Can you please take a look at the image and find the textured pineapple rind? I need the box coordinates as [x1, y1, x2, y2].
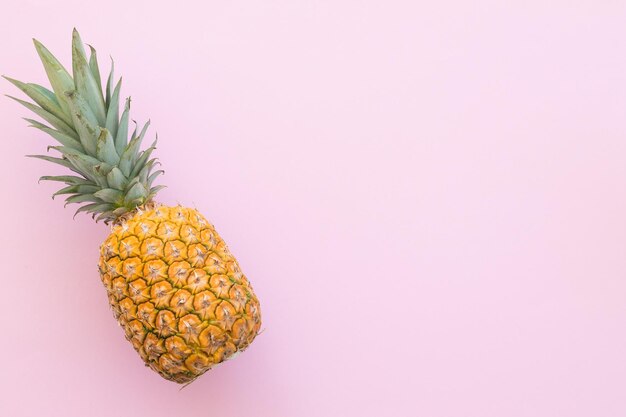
[98, 205, 262, 383]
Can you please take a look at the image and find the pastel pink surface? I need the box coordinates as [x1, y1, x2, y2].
[1, 1, 626, 416]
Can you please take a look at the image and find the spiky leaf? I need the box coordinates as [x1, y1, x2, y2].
[32, 38, 74, 116]
[94, 188, 123, 204]
[72, 30, 106, 124]
[39, 175, 91, 185]
[7, 95, 77, 138]
[8, 30, 164, 222]
[105, 79, 122, 138]
[106, 167, 127, 190]
[3, 76, 71, 125]
[63, 90, 99, 155]
[96, 128, 120, 166]
[115, 97, 130, 154]
[28, 122, 84, 152]
[88, 45, 102, 91]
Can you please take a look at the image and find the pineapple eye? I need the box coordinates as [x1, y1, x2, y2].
[168, 242, 180, 255]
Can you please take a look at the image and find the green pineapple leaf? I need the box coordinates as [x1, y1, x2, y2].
[115, 97, 131, 154]
[2, 76, 71, 125]
[94, 188, 123, 204]
[105, 78, 122, 138]
[88, 45, 102, 91]
[72, 30, 106, 125]
[106, 167, 128, 190]
[9, 30, 163, 222]
[95, 128, 120, 166]
[7, 95, 77, 138]
[32, 38, 74, 117]
[63, 90, 99, 155]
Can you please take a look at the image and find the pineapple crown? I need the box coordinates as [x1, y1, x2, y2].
[4, 29, 164, 223]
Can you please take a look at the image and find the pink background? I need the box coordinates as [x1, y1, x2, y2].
[1, 1, 626, 416]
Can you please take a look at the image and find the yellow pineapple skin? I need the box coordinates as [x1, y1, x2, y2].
[98, 205, 261, 383]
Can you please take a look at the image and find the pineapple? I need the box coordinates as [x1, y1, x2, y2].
[4, 29, 262, 384]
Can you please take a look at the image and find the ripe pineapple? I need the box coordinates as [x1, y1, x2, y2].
[4, 30, 262, 384]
